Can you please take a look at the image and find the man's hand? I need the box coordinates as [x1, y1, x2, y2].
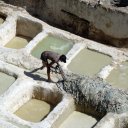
[55, 65, 59, 70]
[50, 66, 59, 74]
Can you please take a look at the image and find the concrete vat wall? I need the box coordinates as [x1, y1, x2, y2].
[17, 16, 42, 38]
[3, 0, 128, 47]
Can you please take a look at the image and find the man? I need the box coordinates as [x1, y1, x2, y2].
[40, 51, 67, 82]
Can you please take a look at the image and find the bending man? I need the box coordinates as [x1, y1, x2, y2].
[40, 51, 67, 82]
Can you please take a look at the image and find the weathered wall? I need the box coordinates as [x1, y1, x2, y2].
[100, 0, 128, 6]
[17, 16, 42, 38]
[56, 73, 128, 119]
[0, 14, 16, 46]
[3, 0, 128, 47]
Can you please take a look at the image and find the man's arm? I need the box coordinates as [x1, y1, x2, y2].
[48, 61, 55, 67]
[56, 63, 66, 80]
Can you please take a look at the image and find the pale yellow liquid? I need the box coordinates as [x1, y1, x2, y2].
[106, 61, 128, 89]
[68, 48, 112, 76]
[0, 72, 15, 95]
[60, 111, 97, 128]
[31, 35, 73, 59]
[15, 99, 51, 122]
[5, 36, 31, 49]
[0, 18, 4, 24]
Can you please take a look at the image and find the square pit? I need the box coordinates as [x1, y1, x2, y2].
[5, 16, 42, 49]
[68, 48, 112, 76]
[31, 35, 74, 59]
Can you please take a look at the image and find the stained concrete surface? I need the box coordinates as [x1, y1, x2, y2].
[0, 1, 127, 128]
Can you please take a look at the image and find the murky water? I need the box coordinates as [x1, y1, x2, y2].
[0, 72, 15, 95]
[106, 61, 128, 89]
[0, 18, 4, 24]
[68, 48, 112, 76]
[5, 36, 31, 49]
[31, 35, 73, 59]
[60, 111, 97, 128]
[14, 99, 51, 122]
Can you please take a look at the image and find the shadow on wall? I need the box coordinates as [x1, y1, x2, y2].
[111, 0, 128, 7]
[60, 10, 90, 37]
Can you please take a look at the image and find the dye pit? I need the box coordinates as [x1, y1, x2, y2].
[0, 1, 127, 128]
[5, 36, 31, 49]
[59, 111, 97, 128]
[14, 99, 51, 122]
[0, 18, 4, 24]
[31, 35, 73, 59]
[106, 61, 128, 89]
[0, 72, 15, 95]
[68, 48, 112, 76]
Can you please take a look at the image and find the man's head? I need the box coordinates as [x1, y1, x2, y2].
[59, 55, 67, 63]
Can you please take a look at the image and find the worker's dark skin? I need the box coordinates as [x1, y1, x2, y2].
[40, 51, 66, 82]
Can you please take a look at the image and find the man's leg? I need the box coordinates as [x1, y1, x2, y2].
[47, 66, 52, 82]
[40, 61, 47, 70]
